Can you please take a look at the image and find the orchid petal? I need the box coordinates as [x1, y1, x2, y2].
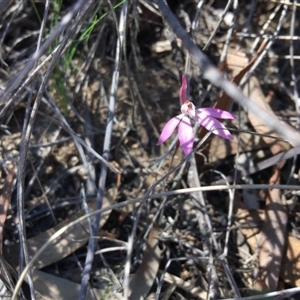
[157, 115, 182, 145]
[196, 108, 236, 119]
[179, 75, 188, 105]
[178, 116, 194, 155]
[196, 114, 233, 140]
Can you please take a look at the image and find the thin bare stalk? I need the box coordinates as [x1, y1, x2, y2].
[78, 2, 128, 299]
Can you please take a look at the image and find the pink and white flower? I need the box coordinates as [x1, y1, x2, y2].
[157, 75, 236, 156]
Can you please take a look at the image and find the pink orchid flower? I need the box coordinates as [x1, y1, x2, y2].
[157, 75, 236, 156]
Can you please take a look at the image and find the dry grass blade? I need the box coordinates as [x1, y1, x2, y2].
[0, 167, 17, 297]
[0, 1, 88, 106]
[0, 167, 15, 254]
[0, 0, 12, 14]
[258, 166, 288, 291]
[128, 225, 162, 299]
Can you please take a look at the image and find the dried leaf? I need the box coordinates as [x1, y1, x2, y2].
[32, 269, 103, 300]
[215, 40, 268, 111]
[282, 235, 300, 286]
[4, 187, 117, 269]
[258, 167, 288, 291]
[208, 129, 265, 163]
[250, 280, 270, 299]
[237, 208, 299, 287]
[243, 76, 291, 154]
[128, 225, 162, 300]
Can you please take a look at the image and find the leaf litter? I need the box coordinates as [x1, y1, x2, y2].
[0, 1, 300, 299]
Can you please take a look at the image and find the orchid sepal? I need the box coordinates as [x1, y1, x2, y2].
[157, 115, 183, 146]
[157, 75, 236, 155]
